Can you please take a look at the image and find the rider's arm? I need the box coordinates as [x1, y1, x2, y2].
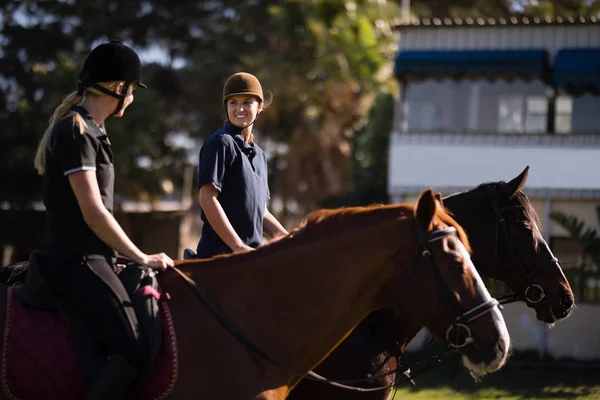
[199, 184, 252, 253]
[197, 136, 252, 253]
[263, 208, 288, 240]
[68, 170, 169, 267]
[55, 124, 171, 269]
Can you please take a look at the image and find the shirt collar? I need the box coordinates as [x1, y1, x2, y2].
[70, 106, 106, 138]
[222, 121, 244, 135]
[223, 122, 256, 159]
[223, 122, 251, 147]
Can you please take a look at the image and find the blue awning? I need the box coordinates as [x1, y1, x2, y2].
[395, 50, 551, 81]
[554, 49, 600, 93]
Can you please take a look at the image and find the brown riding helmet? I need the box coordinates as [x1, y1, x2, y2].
[222, 72, 264, 103]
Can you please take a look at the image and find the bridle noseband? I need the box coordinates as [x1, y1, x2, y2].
[414, 226, 499, 349]
[485, 186, 556, 305]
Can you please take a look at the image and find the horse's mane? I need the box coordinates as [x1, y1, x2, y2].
[486, 183, 540, 228]
[434, 207, 471, 254]
[445, 181, 542, 250]
[282, 202, 471, 254]
[447, 181, 542, 230]
[177, 202, 472, 269]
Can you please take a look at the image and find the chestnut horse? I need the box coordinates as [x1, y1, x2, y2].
[290, 167, 574, 400]
[0, 190, 509, 399]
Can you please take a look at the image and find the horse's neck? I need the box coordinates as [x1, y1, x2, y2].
[443, 192, 473, 224]
[376, 309, 423, 354]
[395, 319, 424, 353]
[171, 217, 411, 374]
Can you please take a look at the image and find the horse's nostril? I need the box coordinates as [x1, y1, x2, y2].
[560, 293, 574, 310]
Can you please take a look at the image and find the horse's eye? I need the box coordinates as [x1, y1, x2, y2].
[448, 260, 463, 271]
[521, 221, 533, 235]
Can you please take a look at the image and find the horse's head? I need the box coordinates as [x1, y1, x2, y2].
[444, 167, 574, 323]
[397, 189, 509, 376]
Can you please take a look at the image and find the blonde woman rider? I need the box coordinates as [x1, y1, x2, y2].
[33, 40, 173, 399]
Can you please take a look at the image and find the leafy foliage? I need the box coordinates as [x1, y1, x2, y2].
[550, 208, 600, 301]
[550, 210, 600, 268]
[2, 0, 599, 212]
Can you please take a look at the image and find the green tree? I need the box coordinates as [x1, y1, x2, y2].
[0, 0, 401, 213]
[11, 0, 599, 214]
[258, 1, 400, 214]
[550, 208, 600, 302]
[180, 0, 402, 216]
[0, 0, 211, 205]
[321, 91, 395, 207]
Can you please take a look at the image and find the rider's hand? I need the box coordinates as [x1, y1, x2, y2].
[142, 253, 174, 271]
[268, 232, 287, 244]
[232, 243, 254, 254]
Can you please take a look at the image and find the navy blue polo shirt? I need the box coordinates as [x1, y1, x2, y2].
[42, 106, 115, 258]
[196, 122, 270, 258]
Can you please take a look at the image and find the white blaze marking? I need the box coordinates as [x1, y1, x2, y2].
[455, 239, 510, 373]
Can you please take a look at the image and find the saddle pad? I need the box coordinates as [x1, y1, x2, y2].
[2, 285, 178, 400]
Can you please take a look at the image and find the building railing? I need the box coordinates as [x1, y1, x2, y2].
[391, 131, 600, 148]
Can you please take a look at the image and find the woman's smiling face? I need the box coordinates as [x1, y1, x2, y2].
[226, 95, 262, 128]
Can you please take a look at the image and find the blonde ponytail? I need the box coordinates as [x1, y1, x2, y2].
[34, 82, 125, 175]
[34, 91, 86, 175]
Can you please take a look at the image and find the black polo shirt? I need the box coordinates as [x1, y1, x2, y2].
[196, 122, 270, 258]
[42, 106, 115, 257]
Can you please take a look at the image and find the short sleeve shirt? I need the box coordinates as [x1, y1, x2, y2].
[196, 122, 270, 258]
[42, 106, 115, 257]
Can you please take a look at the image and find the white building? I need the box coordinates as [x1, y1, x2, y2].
[388, 16, 600, 358]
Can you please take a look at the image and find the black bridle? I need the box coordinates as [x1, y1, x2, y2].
[484, 186, 556, 306]
[169, 223, 498, 393]
[413, 226, 499, 349]
[370, 187, 560, 389]
[376, 187, 559, 389]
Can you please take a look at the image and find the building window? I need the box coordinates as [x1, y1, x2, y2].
[402, 79, 467, 132]
[555, 96, 573, 134]
[404, 100, 443, 131]
[401, 79, 549, 134]
[498, 95, 524, 133]
[525, 96, 548, 133]
[557, 93, 600, 134]
[497, 95, 548, 134]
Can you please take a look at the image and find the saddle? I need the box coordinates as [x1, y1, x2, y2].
[1, 251, 178, 400]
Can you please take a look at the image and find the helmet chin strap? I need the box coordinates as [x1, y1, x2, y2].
[87, 82, 130, 115]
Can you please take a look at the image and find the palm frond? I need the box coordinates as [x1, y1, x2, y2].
[550, 211, 600, 268]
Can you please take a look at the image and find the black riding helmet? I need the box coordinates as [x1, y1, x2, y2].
[78, 39, 146, 115]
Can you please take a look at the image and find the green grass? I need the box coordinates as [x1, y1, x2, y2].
[390, 352, 600, 399]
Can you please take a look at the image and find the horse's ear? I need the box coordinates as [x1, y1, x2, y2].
[416, 189, 438, 232]
[501, 166, 529, 199]
[434, 192, 444, 207]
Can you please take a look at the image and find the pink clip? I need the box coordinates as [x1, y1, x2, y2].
[136, 286, 161, 301]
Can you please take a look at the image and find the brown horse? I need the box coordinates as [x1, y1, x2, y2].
[289, 167, 574, 400]
[0, 190, 509, 399]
